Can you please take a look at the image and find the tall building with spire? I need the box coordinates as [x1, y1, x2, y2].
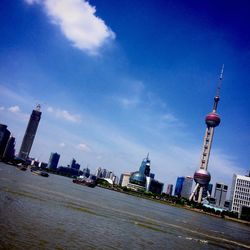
[18, 105, 42, 160]
[189, 66, 224, 203]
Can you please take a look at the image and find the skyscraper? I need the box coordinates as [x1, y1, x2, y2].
[174, 177, 185, 197]
[139, 153, 150, 176]
[214, 183, 228, 207]
[189, 66, 224, 203]
[0, 124, 10, 159]
[3, 135, 16, 161]
[48, 152, 60, 170]
[70, 158, 80, 170]
[18, 105, 42, 160]
[230, 173, 250, 215]
[82, 167, 90, 178]
[181, 176, 193, 199]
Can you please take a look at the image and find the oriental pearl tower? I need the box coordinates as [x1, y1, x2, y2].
[189, 65, 224, 203]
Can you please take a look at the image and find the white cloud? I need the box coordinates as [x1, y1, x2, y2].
[24, 0, 115, 55]
[24, 0, 40, 4]
[117, 97, 140, 108]
[0, 85, 28, 104]
[8, 105, 20, 113]
[76, 143, 91, 152]
[0, 106, 5, 111]
[47, 106, 81, 123]
[59, 142, 65, 147]
[47, 106, 53, 112]
[114, 80, 146, 108]
[161, 113, 178, 123]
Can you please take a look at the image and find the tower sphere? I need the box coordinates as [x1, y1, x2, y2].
[205, 112, 220, 127]
[194, 169, 211, 186]
[214, 96, 220, 102]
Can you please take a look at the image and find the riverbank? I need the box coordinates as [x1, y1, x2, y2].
[5, 162, 249, 226]
[97, 184, 250, 226]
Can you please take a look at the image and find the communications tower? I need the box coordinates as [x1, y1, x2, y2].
[189, 66, 224, 203]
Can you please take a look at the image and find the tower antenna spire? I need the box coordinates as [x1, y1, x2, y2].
[216, 64, 224, 97]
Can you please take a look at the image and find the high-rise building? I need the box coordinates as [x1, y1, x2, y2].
[48, 152, 60, 170]
[230, 174, 250, 215]
[82, 167, 90, 178]
[150, 173, 155, 179]
[214, 183, 228, 207]
[18, 105, 42, 160]
[0, 124, 10, 158]
[101, 168, 107, 178]
[119, 172, 131, 187]
[70, 158, 80, 170]
[147, 178, 164, 195]
[70, 158, 76, 168]
[95, 167, 102, 178]
[181, 176, 193, 199]
[128, 154, 151, 191]
[3, 135, 15, 161]
[174, 177, 185, 197]
[166, 184, 173, 196]
[189, 66, 224, 203]
[139, 153, 150, 176]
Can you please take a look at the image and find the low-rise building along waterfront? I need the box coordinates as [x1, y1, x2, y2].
[166, 184, 173, 196]
[119, 172, 132, 187]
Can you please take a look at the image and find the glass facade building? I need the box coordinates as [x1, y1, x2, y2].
[174, 177, 185, 197]
[48, 152, 60, 170]
[139, 155, 151, 176]
[129, 171, 146, 186]
[181, 177, 193, 199]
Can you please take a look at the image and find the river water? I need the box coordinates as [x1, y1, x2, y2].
[0, 162, 249, 249]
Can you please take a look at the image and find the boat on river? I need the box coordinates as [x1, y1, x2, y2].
[31, 169, 49, 177]
[73, 176, 96, 188]
[17, 164, 27, 171]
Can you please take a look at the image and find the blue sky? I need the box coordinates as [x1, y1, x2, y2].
[0, 0, 249, 191]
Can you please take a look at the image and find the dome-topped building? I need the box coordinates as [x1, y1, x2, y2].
[127, 154, 151, 191]
[129, 171, 146, 186]
[126, 154, 164, 194]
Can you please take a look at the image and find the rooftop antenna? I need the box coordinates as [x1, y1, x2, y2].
[36, 104, 41, 111]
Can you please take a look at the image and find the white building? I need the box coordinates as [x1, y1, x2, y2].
[214, 183, 228, 207]
[230, 174, 250, 215]
[119, 172, 131, 187]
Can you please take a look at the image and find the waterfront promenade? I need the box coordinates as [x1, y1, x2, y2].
[0, 162, 249, 249]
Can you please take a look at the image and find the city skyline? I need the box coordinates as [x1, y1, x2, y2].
[0, 1, 249, 188]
